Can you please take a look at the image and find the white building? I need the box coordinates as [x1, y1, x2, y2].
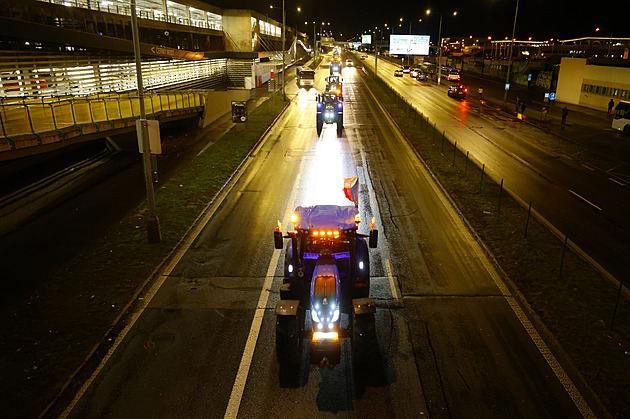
[556, 57, 630, 111]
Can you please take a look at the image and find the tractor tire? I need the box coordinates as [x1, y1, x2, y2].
[316, 116, 323, 136]
[276, 312, 303, 366]
[352, 312, 378, 366]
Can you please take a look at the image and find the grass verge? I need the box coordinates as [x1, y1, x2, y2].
[309, 56, 323, 69]
[0, 94, 288, 418]
[355, 56, 630, 418]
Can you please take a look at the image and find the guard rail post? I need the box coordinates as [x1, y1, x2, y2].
[0, 104, 8, 138]
[24, 103, 42, 145]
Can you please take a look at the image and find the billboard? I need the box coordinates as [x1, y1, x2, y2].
[389, 35, 430, 55]
[361, 34, 372, 44]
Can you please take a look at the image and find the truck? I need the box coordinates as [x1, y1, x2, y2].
[296, 67, 315, 90]
[316, 92, 343, 136]
[274, 190, 379, 369]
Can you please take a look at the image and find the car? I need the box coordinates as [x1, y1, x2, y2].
[447, 83, 468, 99]
[416, 71, 428, 82]
[410, 68, 420, 78]
[360, 54, 367, 60]
[345, 59, 353, 67]
[394, 69, 403, 77]
[401, 65, 410, 74]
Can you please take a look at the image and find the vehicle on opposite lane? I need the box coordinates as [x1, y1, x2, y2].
[394, 69, 403, 77]
[448, 83, 468, 99]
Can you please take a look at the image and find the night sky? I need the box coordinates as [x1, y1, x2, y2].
[204, 0, 627, 42]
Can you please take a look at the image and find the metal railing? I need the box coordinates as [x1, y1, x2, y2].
[38, 0, 223, 31]
[0, 92, 205, 149]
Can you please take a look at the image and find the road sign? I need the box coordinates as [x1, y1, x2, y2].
[549, 92, 557, 101]
[232, 101, 247, 123]
[505, 83, 510, 90]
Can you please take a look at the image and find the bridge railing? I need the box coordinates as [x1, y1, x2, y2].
[0, 92, 205, 143]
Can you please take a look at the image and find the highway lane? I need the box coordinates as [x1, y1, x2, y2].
[361, 53, 629, 282]
[65, 58, 594, 418]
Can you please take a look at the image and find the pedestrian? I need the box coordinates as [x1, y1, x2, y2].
[515, 99, 520, 115]
[608, 99, 615, 115]
[561, 106, 568, 125]
[478, 86, 483, 99]
[521, 102, 527, 116]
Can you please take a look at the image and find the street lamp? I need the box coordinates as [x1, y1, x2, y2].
[426, 9, 457, 85]
[399, 17, 422, 66]
[502, 0, 519, 108]
[269, 3, 302, 101]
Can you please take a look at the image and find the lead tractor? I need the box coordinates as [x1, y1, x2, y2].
[274, 180, 379, 369]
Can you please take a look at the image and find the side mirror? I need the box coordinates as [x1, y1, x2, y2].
[368, 229, 378, 248]
[274, 230, 284, 249]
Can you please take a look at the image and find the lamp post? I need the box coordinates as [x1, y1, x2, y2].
[312, 21, 316, 54]
[131, 0, 161, 243]
[270, 3, 302, 101]
[399, 17, 422, 66]
[502, 0, 519, 108]
[426, 9, 457, 85]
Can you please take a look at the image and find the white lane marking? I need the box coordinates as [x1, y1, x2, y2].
[582, 164, 595, 171]
[569, 189, 603, 211]
[361, 78, 596, 419]
[60, 104, 296, 418]
[224, 158, 306, 419]
[385, 259, 400, 302]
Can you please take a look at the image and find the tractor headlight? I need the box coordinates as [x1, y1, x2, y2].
[288, 264, 293, 273]
[359, 261, 364, 270]
[312, 310, 320, 322]
[331, 309, 340, 322]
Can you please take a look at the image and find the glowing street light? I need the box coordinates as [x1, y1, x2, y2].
[426, 9, 457, 85]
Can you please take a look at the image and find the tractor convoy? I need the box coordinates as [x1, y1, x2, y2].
[273, 178, 379, 369]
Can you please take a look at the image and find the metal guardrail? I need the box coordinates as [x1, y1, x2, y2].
[38, 0, 223, 31]
[0, 92, 205, 151]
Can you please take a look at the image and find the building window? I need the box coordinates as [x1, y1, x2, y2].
[602, 87, 608, 96]
[595, 85, 600, 94]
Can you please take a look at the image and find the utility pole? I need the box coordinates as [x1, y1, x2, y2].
[437, 14, 443, 85]
[502, 0, 519, 108]
[312, 21, 316, 56]
[281, 0, 286, 101]
[131, 0, 161, 243]
[374, 29, 379, 79]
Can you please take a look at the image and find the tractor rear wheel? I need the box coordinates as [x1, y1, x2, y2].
[352, 312, 377, 366]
